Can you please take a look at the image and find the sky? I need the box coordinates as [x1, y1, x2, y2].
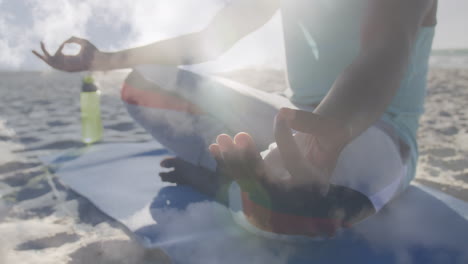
[0, 0, 467, 72]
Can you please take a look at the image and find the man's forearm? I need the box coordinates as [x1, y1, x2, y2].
[91, 30, 229, 71]
[313, 40, 411, 143]
[89, 0, 280, 71]
[315, 0, 435, 144]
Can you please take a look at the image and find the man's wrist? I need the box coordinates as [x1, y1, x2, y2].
[91, 52, 120, 71]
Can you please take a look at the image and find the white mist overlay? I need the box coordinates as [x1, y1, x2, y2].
[1, 0, 467, 71]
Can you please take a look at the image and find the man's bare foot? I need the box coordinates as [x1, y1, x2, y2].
[159, 157, 221, 199]
[209, 132, 331, 212]
[211, 132, 375, 236]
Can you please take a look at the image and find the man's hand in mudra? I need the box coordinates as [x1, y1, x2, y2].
[209, 108, 351, 212]
[32, 37, 101, 72]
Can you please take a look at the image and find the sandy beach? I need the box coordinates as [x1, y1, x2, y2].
[1, 59, 467, 263]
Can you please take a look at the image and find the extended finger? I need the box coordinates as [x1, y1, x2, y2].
[210, 143, 237, 184]
[221, 134, 248, 174]
[217, 134, 234, 153]
[209, 143, 228, 172]
[212, 135, 240, 179]
[217, 134, 240, 166]
[234, 133, 259, 158]
[31, 50, 48, 62]
[233, 132, 265, 177]
[40, 42, 51, 58]
[209, 143, 222, 160]
[274, 113, 309, 179]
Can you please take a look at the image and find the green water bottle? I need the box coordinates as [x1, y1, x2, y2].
[80, 76, 103, 144]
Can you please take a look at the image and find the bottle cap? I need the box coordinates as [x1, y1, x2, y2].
[82, 76, 98, 92]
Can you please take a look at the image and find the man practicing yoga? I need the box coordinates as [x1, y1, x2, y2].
[34, 0, 438, 237]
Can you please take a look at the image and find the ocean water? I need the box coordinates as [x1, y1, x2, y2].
[430, 49, 468, 69]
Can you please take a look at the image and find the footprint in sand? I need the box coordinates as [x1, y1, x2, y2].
[16, 140, 85, 152]
[427, 156, 468, 171]
[0, 200, 12, 221]
[67, 240, 171, 264]
[454, 173, 468, 184]
[18, 136, 41, 144]
[439, 111, 452, 117]
[14, 180, 52, 202]
[47, 120, 71, 127]
[28, 205, 55, 218]
[425, 147, 456, 158]
[16, 232, 80, 251]
[3, 169, 43, 187]
[437, 126, 459, 136]
[105, 122, 136, 132]
[0, 161, 41, 174]
[0, 134, 12, 141]
[424, 167, 440, 178]
[32, 100, 52, 106]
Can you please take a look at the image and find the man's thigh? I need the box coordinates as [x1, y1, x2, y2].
[132, 65, 295, 150]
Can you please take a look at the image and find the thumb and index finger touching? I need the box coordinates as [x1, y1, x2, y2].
[55, 36, 84, 55]
[63, 36, 89, 47]
[31, 41, 51, 62]
[31, 36, 88, 61]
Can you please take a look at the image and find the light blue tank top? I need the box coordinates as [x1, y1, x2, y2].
[280, 0, 435, 185]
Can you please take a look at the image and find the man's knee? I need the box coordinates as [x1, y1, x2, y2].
[316, 185, 376, 226]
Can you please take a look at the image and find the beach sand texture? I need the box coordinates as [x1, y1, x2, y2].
[1, 64, 467, 263]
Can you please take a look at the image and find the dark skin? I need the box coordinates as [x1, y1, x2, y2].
[34, 0, 437, 235]
[32, 37, 99, 73]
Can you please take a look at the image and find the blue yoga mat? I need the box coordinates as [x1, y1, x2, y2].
[42, 142, 468, 264]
